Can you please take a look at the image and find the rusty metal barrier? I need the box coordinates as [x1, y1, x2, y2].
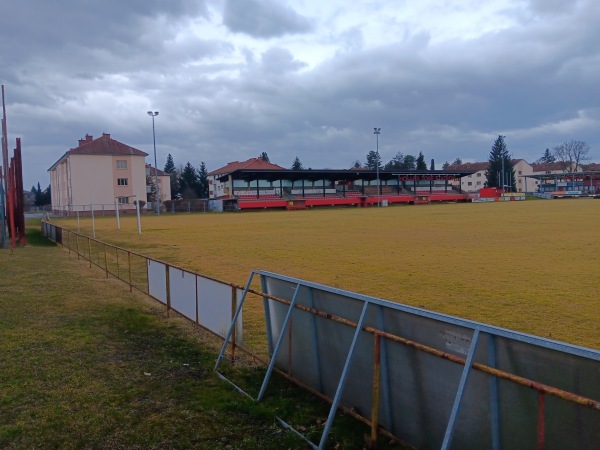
[42, 222, 600, 450]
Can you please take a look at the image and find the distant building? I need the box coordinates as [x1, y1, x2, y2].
[447, 159, 535, 193]
[145, 164, 172, 203]
[207, 157, 285, 198]
[48, 133, 148, 214]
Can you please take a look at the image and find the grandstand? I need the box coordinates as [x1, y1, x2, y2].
[216, 169, 475, 210]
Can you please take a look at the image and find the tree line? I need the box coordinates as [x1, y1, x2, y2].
[162, 154, 209, 200]
[30, 182, 51, 206]
[485, 136, 591, 190]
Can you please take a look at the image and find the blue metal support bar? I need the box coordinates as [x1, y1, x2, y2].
[257, 283, 301, 401]
[441, 328, 481, 450]
[318, 301, 370, 449]
[261, 274, 275, 356]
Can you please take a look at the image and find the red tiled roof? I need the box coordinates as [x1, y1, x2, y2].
[145, 164, 168, 176]
[530, 162, 570, 172]
[208, 157, 285, 176]
[447, 159, 526, 172]
[447, 162, 489, 171]
[69, 134, 148, 157]
[582, 163, 600, 171]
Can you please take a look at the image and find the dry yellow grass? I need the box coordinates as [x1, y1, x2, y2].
[54, 200, 600, 349]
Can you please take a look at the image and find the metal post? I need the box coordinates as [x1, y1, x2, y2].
[127, 251, 132, 292]
[91, 203, 95, 239]
[147, 111, 160, 215]
[374, 127, 381, 207]
[134, 195, 141, 234]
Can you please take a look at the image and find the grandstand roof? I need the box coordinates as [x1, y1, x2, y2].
[208, 157, 285, 176]
[217, 168, 476, 183]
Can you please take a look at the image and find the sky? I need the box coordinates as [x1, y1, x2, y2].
[1, 0, 599, 189]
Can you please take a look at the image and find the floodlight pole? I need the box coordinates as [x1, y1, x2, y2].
[147, 111, 160, 215]
[374, 127, 381, 207]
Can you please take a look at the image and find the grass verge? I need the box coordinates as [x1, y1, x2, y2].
[0, 226, 407, 449]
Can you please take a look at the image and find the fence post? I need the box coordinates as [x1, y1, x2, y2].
[104, 243, 108, 278]
[116, 247, 119, 279]
[87, 237, 92, 268]
[537, 392, 545, 450]
[165, 265, 171, 318]
[230, 286, 237, 363]
[128, 251, 132, 292]
[76, 234, 80, 260]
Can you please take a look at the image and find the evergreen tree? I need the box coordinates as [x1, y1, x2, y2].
[351, 160, 362, 169]
[163, 154, 180, 199]
[452, 157, 463, 166]
[430, 159, 435, 171]
[416, 152, 427, 170]
[260, 152, 270, 162]
[365, 150, 382, 170]
[164, 154, 175, 173]
[291, 156, 304, 170]
[384, 152, 404, 170]
[179, 162, 199, 199]
[442, 161, 450, 170]
[197, 162, 209, 198]
[485, 135, 516, 191]
[402, 154, 417, 170]
[538, 148, 556, 164]
[34, 182, 43, 206]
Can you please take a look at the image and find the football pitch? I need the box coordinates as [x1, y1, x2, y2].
[55, 199, 600, 349]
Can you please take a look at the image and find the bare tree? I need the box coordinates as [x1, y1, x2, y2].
[552, 140, 591, 173]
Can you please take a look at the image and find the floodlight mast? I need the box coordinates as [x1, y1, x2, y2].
[147, 111, 160, 215]
[374, 127, 381, 207]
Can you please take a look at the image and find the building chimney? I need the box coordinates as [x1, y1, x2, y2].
[85, 134, 93, 141]
[78, 138, 86, 146]
[102, 132, 110, 139]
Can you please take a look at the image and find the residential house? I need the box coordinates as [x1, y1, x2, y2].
[48, 134, 148, 214]
[145, 164, 172, 204]
[207, 157, 285, 198]
[448, 159, 535, 193]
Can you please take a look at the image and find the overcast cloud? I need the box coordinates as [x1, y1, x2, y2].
[1, 0, 599, 189]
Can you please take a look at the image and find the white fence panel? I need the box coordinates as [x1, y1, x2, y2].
[169, 267, 197, 321]
[197, 276, 242, 343]
[147, 260, 167, 304]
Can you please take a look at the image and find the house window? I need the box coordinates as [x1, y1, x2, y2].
[476, 181, 481, 185]
[117, 196, 129, 204]
[476, 173, 481, 177]
[467, 182, 472, 186]
[518, 170, 522, 175]
[117, 178, 128, 186]
[117, 160, 127, 169]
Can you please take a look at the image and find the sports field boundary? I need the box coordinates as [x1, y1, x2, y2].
[40, 221, 600, 450]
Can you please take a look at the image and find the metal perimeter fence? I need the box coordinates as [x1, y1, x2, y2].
[41, 221, 600, 450]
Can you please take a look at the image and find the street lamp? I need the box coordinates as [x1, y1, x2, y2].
[374, 127, 381, 207]
[147, 111, 160, 215]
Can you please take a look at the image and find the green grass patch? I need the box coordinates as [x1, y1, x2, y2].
[0, 241, 406, 449]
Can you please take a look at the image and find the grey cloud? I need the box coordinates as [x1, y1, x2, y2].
[222, 0, 314, 38]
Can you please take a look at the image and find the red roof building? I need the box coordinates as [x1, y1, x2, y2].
[48, 134, 152, 214]
[208, 157, 285, 198]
